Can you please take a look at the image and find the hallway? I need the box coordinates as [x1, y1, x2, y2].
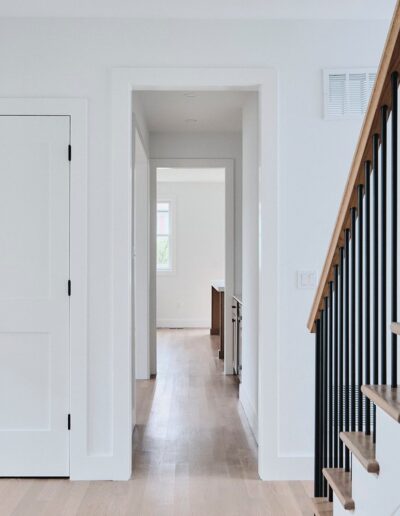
[132, 329, 314, 515]
[0, 330, 313, 515]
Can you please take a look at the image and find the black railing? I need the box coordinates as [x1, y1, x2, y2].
[313, 71, 400, 498]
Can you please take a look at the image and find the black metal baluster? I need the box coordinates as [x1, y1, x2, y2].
[339, 247, 344, 468]
[351, 207, 357, 433]
[365, 161, 372, 435]
[334, 265, 339, 468]
[381, 105, 388, 385]
[315, 318, 322, 497]
[392, 71, 398, 388]
[344, 229, 350, 471]
[358, 185, 364, 432]
[373, 133, 379, 443]
[323, 302, 328, 496]
[328, 286, 333, 502]
[320, 310, 326, 495]
[329, 282, 333, 461]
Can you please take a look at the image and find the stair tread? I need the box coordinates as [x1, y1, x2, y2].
[322, 468, 354, 510]
[391, 322, 400, 335]
[311, 497, 333, 515]
[340, 432, 379, 473]
[361, 385, 400, 423]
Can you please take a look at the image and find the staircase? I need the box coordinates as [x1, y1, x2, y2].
[308, 2, 400, 514]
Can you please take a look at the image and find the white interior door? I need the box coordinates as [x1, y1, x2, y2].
[0, 115, 70, 476]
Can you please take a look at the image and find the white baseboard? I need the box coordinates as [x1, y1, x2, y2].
[239, 384, 258, 443]
[157, 319, 210, 328]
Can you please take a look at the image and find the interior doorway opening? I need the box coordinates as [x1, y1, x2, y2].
[150, 160, 235, 378]
[131, 85, 263, 479]
[156, 166, 226, 333]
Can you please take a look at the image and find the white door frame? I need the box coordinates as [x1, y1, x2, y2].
[133, 129, 150, 381]
[150, 157, 235, 375]
[111, 68, 278, 480]
[0, 98, 87, 479]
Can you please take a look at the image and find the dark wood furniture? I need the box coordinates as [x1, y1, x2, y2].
[210, 282, 224, 359]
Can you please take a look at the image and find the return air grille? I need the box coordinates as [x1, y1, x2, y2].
[324, 69, 377, 119]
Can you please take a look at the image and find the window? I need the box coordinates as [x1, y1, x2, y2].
[324, 69, 377, 119]
[157, 201, 172, 271]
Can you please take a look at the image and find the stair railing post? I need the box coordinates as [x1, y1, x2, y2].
[365, 161, 371, 435]
[357, 185, 364, 432]
[391, 71, 398, 388]
[344, 229, 351, 472]
[314, 318, 322, 497]
[351, 207, 357, 433]
[334, 265, 339, 468]
[381, 105, 388, 385]
[372, 133, 380, 444]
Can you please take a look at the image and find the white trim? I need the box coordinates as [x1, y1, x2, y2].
[0, 98, 88, 480]
[110, 67, 292, 481]
[157, 167, 225, 183]
[157, 319, 210, 328]
[239, 384, 258, 442]
[133, 128, 150, 383]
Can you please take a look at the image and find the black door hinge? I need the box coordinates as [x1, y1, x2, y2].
[67, 414, 71, 430]
[68, 145, 72, 162]
[68, 280, 71, 296]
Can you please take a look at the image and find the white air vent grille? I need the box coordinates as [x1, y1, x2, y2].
[324, 69, 377, 119]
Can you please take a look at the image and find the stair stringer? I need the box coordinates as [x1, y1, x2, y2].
[332, 408, 400, 515]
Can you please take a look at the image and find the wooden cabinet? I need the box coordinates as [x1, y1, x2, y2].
[210, 282, 225, 359]
[232, 296, 242, 380]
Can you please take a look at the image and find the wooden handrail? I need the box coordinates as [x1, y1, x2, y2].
[308, 0, 400, 332]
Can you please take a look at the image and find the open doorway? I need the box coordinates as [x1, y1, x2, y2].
[129, 84, 266, 481]
[150, 159, 235, 377]
[156, 167, 225, 327]
[155, 166, 227, 376]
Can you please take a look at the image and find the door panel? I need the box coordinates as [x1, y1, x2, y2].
[0, 116, 70, 476]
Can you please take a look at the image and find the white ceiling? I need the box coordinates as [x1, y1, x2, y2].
[0, 0, 395, 19]
[135, 91, 249, 133]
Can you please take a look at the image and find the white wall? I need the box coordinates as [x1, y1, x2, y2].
[133, 130, 150, 380]
[157, 179, 225, 327]
[150, 131, 242, 295]
[0, 16, 390, 479]
[240, 94, 259, 441]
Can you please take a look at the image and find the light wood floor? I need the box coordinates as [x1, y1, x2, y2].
[0, 329, 313, 515]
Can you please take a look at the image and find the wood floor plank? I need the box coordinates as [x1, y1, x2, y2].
[0, 329, 313, 515]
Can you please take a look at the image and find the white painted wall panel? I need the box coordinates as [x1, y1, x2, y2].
[0, 17, 389, 478]
[240, 94, 259, 441]
[150, 131, 242, 296]
[157, 180, 225, 327]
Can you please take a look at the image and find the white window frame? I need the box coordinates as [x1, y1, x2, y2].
[156, 198, 175, 274]
[323, 68, 377, 120]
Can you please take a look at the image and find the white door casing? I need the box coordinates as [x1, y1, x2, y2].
[134, 130, 150, 380]
[0, 115, 70, 476]
[111, 68, 279, 481]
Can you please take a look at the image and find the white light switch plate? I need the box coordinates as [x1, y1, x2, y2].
[297, 270, 317, 289]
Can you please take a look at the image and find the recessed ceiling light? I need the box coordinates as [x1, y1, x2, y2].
[185, 118, 198, 123]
